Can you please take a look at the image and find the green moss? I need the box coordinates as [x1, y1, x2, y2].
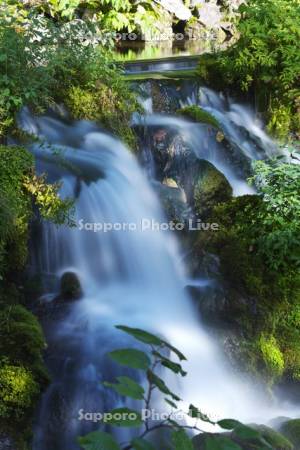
[177, 105, 221, 129]
[0, 361, 39, 420]
[194, 160, 232, 219]
[0, 305, 48, 384]
[280, 420, 300, 449]
[259, 335, 285, 379]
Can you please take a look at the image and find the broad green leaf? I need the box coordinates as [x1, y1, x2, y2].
[108, 348, 151, 370]
[115, 325, 186, 361]
[204, 436, 243, 450]
[152, 351, 187, 376]
[116, 325, 163, 346]
[162, 341, 187, 361]
[103, 407, 143, 428]
[103, 376, 145, 400]
[171, 429, 194, 450]
[189, 404, 214, 423]
[233, 424, 261, 440]
[78, 431, 120, 450]
[147, 370, 181, 401]
[218, 419, 242, 430]
[131, 437, 156, 450]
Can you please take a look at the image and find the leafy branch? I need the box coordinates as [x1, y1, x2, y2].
[78, 325, 273, 450]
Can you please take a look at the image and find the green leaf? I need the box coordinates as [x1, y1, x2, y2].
[218, 419, 242, 430]
[189, 404, 214, 423]
[147, 370, 181, 401]
[115, 326, 186, 361]
[165, 398, 178, 409]
[103, 408, 143, 428]
[162, 341, 187, 361]
[233, 424, 261, 440]
[171, 429, 194, 450]
[131, 437, 156, 450]
[108, 348, 151, 370]
[78, 431, 121, 450]
[152, 351, 187, 376]
[204, 436, 243, 450]
[116, 325, 163, 346]
[103, 376, 145, 400]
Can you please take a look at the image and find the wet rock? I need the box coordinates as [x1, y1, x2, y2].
[154, 0, 191, 20]
[60, 271, 82, 301]
[194, 159, 232, 219]
[154, 179, 191, 223]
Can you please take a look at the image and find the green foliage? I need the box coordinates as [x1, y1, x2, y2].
[0, 145, 73, 278]
[0, 7, 139, 147]
[280, 420, 300, 449]
[249, 160, 300, 271]
[177, 106, 221, 129]
[103, 376, 145, 400]
[0, 361, 39, 420]
[196, 159, 300, 382]
[4, 0, 160, 34]
[78, 431, 121, 450]
[79, 325, 265, 450]
[199, 0, 300, 138]
[108, 348, 151, 370]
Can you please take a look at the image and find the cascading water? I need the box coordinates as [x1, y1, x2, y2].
[19, 84, 296, 449]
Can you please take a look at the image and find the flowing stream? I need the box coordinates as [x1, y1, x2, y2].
[19, 80, 297, 449]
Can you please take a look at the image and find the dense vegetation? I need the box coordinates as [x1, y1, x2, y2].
[199, 0, 300, 139]
[0, 2, 140, 446]
[195, 159, 300, 384]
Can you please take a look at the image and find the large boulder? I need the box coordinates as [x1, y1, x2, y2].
[154, 0, 191, 20]
[194, 159, 232, 219]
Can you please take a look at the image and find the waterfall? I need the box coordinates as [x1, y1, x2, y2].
[18, 97, 295, 449]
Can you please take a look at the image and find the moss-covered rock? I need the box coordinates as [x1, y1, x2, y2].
[0, 305, 48, 385]
[177, 105, 221, 129]
[194, 160, 232, 219]
[280, 420, 300, 449]
[0, 361, 39, 421]
[259, 335, 285, 379]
